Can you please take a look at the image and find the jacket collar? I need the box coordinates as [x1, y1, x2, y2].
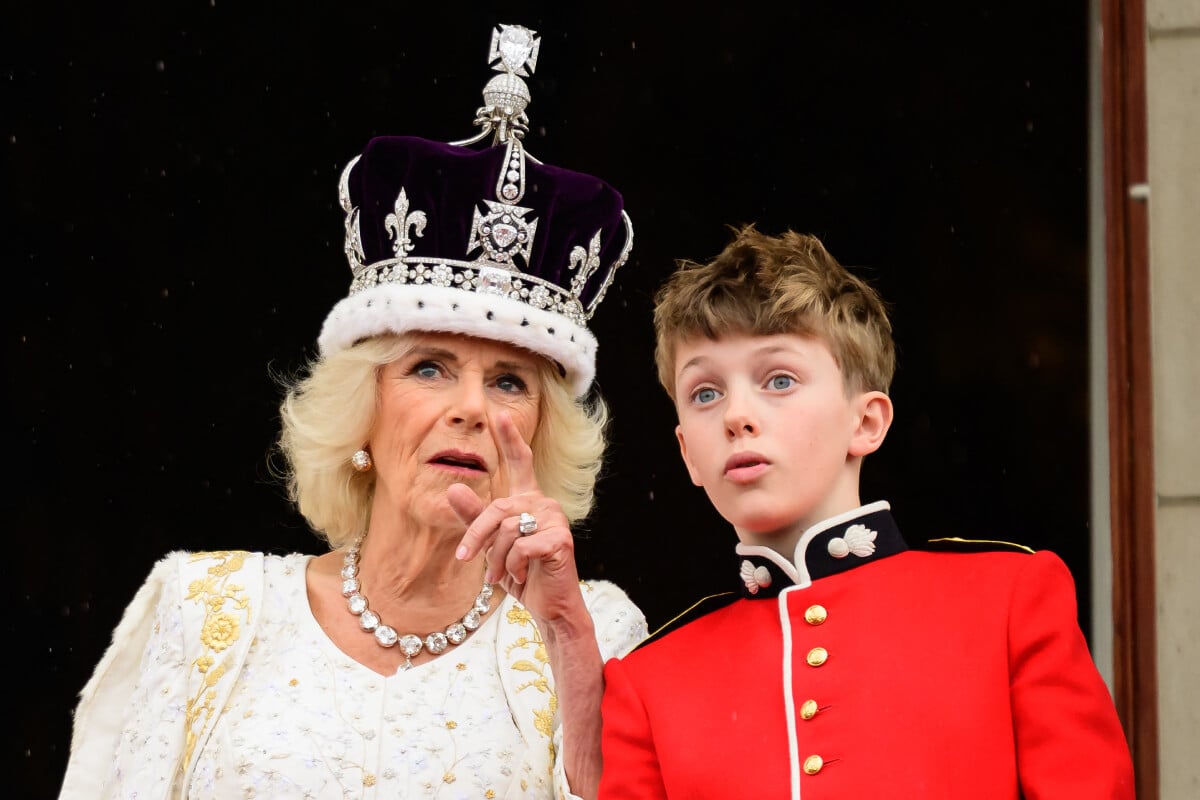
[734, 501, 907, 597]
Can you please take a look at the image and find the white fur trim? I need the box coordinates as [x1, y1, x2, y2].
[316, 283, 597, 397]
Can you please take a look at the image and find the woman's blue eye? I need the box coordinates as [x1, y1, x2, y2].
[496, 374, 527, 393]
[414, 362, 440, 379]
[769, 375, 794, 390]
[694, 387, 718, 404]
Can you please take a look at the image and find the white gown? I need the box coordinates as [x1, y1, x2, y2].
[60, 551, 647, 800]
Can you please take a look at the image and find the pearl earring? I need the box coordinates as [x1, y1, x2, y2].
[351, 449, 373, 472]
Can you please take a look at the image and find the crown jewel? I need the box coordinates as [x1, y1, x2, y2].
[319, 24, 633, 397]
[477, 23, 539, 135]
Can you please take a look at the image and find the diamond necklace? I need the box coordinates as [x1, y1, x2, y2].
[341, 535, 494, 670]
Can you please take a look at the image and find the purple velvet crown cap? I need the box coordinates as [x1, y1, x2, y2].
[350, 137, 627, 294]
[317, 134, 633, 397]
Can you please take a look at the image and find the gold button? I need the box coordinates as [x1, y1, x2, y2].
[806, 646, 828, 666]
[804, 604, 827, 625]
[800, 699, 819, 720]
[803, 754, 824, 775]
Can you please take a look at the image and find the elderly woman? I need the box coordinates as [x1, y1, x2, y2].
[59, 23, 646, 800]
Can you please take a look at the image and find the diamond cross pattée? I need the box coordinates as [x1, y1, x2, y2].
[492, 24, 538, 77]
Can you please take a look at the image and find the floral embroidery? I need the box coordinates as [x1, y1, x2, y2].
[200, 612, 240, 651]
[182, 551, 253, 772]
[164, 556, 645, 798]
[505, 602, 558, 760]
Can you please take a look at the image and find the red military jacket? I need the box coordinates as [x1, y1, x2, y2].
[599, 501, 1134, 799]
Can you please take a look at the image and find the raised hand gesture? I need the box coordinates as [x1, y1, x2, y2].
[449, 411, 584, 624]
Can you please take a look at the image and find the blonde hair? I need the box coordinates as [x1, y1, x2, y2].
[275, 334, 608, 549]
[653, 223, 895, 400]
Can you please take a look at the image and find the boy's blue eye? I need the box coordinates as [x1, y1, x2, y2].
[694, 387, 718, 404]
[769, 375, 794, 390]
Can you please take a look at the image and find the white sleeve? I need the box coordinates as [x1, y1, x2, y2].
[59, 552, 192, 800]
[579, 579, 648, 662]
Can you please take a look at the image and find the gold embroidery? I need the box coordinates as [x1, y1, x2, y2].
[181, 551, 253, 774]
[506, 605, 533, 625]
[203, 663, 227, 688]
[533, 707, 555, 739]
[363, 773, 377, 786]
[442, 772, 456, 784]
[200, 611, 240, 652]
[505, 601, 557, 763]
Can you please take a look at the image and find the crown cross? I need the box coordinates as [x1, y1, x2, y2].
[489, 24, 539, 77]
[468, 200, 537, 269]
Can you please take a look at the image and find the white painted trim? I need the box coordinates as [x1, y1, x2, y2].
[1087, 0, 1115, 692]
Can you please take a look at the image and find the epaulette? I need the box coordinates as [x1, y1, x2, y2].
[632, 591, 739, 652]
[917, 536, 1036, 555]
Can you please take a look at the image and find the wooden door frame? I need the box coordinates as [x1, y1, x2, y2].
[1101, 0, 1158, 796]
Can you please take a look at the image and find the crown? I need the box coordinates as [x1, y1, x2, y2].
[317, 23, 634, 397]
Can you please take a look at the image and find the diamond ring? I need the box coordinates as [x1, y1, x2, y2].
[518, 512, 538, 536]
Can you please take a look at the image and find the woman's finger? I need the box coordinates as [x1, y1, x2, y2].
[460, 497, 558, 582]
[491, 410, 538, 496]
[488, 512, 535, 584]
[447, 482, 485, 526]
[455, 492, 546, 563]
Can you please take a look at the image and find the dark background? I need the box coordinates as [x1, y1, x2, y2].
[6, 2, 1092, 796]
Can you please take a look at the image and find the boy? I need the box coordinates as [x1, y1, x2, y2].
[597, 224, 1134, 798]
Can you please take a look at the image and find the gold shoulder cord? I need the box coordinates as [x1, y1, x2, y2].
[926, 536, 1036, 554]
[639, 591, 737, 646]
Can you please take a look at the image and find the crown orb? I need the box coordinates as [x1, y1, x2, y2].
[483, 73, 530, 117]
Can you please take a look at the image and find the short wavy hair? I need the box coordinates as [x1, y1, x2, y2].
[275, 333, 608, 549]
[653, 223, 895, 400]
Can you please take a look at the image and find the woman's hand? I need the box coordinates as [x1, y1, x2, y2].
[449, 411, 584, 624]
[451, 410, 606, 797]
